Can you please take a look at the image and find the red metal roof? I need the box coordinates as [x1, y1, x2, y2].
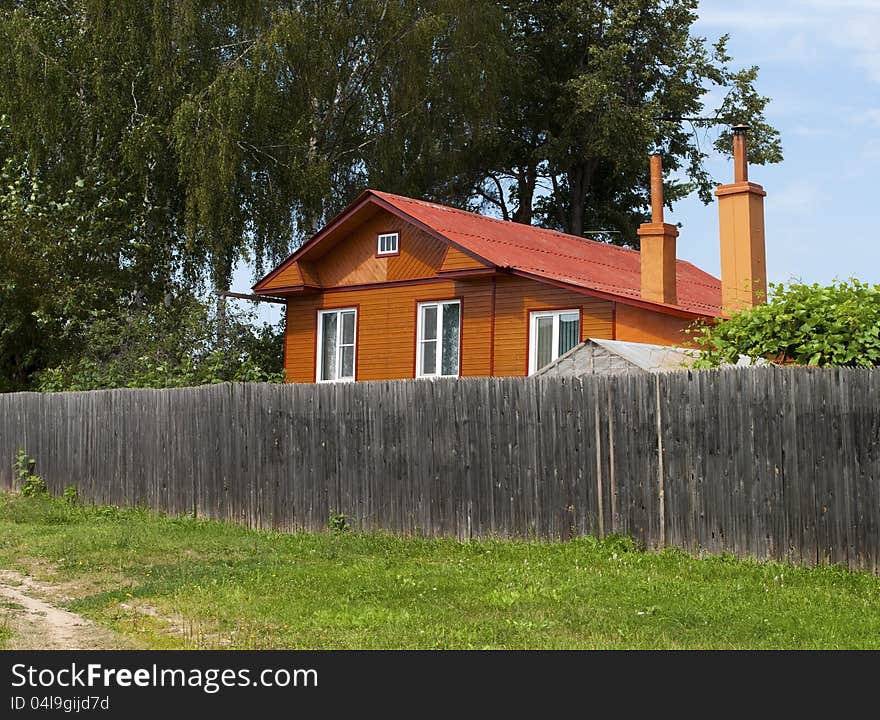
[371, 191, 721, 316]
[255, 189, 722, 317]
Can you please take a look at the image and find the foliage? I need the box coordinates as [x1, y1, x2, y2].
[0, 120, 139, 391]
[62, 486, 79, 505]
[13, 449, 35, 487]
[20, 472, 48, 498]
[328, 512, 351, 535]
[0, 0, 505, 286]
[690, 280, 880, 367]
[14, 450, 47, 497]
[473, 0, 782, 242]
[3, 493, 880, 649]
[33, 296, 284, 391]
[0, 1, 780, 390]
[0, 1, 506, 390]
[0, 1, 777, 261]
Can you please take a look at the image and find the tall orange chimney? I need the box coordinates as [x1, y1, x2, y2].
[638, 154, 678, 305]
[715, 125, 767, 315]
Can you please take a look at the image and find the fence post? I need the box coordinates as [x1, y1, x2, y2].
[655, 374, 666, 548]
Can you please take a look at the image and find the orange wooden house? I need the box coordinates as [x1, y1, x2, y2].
[253, 128, 767, 383]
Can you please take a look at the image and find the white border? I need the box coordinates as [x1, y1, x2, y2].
[528, 309, 579, 375]
[377, 232, 399, 255]
[416, 300, 461, 378]
[316, 307, 358, 382]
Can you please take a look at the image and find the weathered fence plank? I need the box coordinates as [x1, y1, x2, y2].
[1, 367, 879, 572]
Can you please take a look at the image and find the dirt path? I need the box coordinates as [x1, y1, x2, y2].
[0, 569, 135, 650]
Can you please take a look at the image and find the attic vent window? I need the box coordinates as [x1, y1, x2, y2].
[377, 232, 399, 256]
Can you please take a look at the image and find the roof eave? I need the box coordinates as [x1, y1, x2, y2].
[253, 189, 499, 293]
[252, 189, 377, 292]
[507, 269, 721, 320]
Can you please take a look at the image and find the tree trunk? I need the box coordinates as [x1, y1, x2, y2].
[512, 164, 537, 225]
[568, 165, 585, 237]
[567, 160, 597, 237]
[212, 258, 233, 345]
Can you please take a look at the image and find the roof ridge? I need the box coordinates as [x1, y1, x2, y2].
[369, 188, 721, 316]
[374, 189, 645, 255]
[376, 189, 718, 279]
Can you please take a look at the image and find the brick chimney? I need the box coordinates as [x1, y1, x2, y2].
[638, 154, 678, 305]
[715, 125, 767, 315]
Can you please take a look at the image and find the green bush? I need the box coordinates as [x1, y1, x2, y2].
[62, 485, 79, 505]
[19, 475, 48, 498]
[329, 512, 350, 534]
[690, 279, 880, 367]
[33, 297, 285, 391]
[14, 450, 47, 497]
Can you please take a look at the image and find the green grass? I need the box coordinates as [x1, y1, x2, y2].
[0, 618, 10, 649]
[1, 493, 879, 649]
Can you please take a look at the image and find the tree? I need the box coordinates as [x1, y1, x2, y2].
[0, 0, 506, 289]
[473, 0, 782, 243]
[34, 297, 284, 392]
[0, 1, 784, 390]
[0, 120, 138, 391]
[690, 281, 880, 368]
[0, 1, 506, 389]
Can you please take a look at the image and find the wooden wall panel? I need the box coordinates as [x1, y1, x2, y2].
[286, 275, 615, 382]
[492, 276, 614, 376]
[285, 279, 493, 382]
[260, 262, 303, 291]
[439, 245, 489, 272]
[311, 210, 447, 287]
[298, 261, 320, 286]
[284, 270, 709, 382]
[614, 303, 695, 346]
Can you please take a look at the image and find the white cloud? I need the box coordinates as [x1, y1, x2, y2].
[790, 125, 841, 138]
[697, 0, 880, 83]
[695, 7, 815, 30]
[851, 108, 880, 127]
[766, 177, 828, 216]
[831, 17, 880, 82]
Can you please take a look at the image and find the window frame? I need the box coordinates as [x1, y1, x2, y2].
[415, 299, 462, 379]
[376, 231, 400, 257]
[527, 308, 581, 375]
[315, 306, 358, 383]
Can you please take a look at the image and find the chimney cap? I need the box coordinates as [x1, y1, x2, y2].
[732, 124, 750, 136]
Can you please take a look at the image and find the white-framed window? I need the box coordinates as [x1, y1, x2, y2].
[416, 300, 461, 378]
[528, 309, 580, 374]
[316, 308, 357, 382]
[377, 232, 399, 255]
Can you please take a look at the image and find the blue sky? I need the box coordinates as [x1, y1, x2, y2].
[232, 0, 880, 324]
[671, 0, 880, 285]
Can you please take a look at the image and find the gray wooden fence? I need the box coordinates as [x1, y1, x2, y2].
[1, 367, 879, 571]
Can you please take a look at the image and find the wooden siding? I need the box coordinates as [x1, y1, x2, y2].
[285, 279, 493, 382]
[492, 276, 614, 376]
[285, 274, 616, 382]
[299, 260, 320, 286]
[614, 303, 695, 346]
[261, 261, 303, 291]
[439, 245, 489, 272]
[311, 210, 447, 287]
